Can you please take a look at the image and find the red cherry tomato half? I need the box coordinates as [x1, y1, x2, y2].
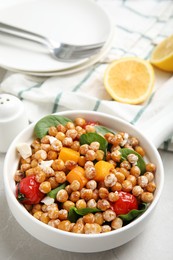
[16, 175, 44, 205]
[112, 191, 138, 215]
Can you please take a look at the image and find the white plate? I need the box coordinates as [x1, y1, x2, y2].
[4, 23, 114, 77]
[0, 0, 112, 72]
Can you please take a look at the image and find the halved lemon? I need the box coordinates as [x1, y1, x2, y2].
[150, 35, 173, 72]
[104, 57, 155, 105]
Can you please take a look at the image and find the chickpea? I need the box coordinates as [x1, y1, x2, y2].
[85, 125, 95, 133]
[135, 146, 145, 157]
[35, 150, 47, 161]
[111, 150, 121, 162]
[95, 150, 104, 161]
[146, 182, 156, 193]
[52, 159, 65, 171]
[21, 163, 31, 172]
[144, 172, 154, 182]
[63, 200, 75, 211]
[65, 160, 77, 170]
[87, 199, 97, 208]
[129, 137, 139, 147]
[138, 175, 148, 188]
[84, 161, 94, 169]
[35, 171, 46, 183]
[127, 154, 138, 164]
[55, 171, 66, 183]
[103, 210, 116, 222]
[40, 212, 50, 224]
[47, 150, 58, 160]
[57, 124, 66, 133]
[85, 166, 96, 179]
[41, 143, 50, 152]
[48, 126, 57, 136]
[84, 223, 102, 234]
[108, 191, 119, 202]
[111, 217, 123, 230]
[98, 187, 109, 199]
[94, 212, 104, 225]
[102, 225, 112, 233]
[146, 163, 156, 173]
[97, 199, 110, 211]
[71, 141, 80, 151]
[33, 211, 43, 220]
[89, 141, 100, 151]
[58, 209, 68, 220]
[66, 129, 78, 140]
[122, 180, 133, 192]
[120, 160, 131, 170]
[111, 134, 123, 146]
[58, 220, 72, 232]
[104, 174, 117, 188]
[119, 167, 130, 178]
[32, 204, 42, 214]
[130, 165, 141, 177]
[48, 177, 59, 189]
[48, 219, 60, 228]
[79, 144, 89, 155]
[48, 205, 59, 220]
[74, 117, 86, 127]
[70, 191, 81, 202]
[62, 137, 73, 147]
[83, 213, 95, 224]
[111, 182, 122, 192]
[55, 132, 66, 142]
[141, 192, 154, 203]
[114, 171, 125, 183]
[39, 181, 51, 193]
[56, 189, 68, 203]
[72, 222, 84, 233]
[80, 188, 93, 201]
[85, 150, 96, 161]
[41, 135, 50, 144]
[70, 180, 80, 191]
[76, 199, 87, 209]
[126, 175, 137, 186]
[66, 122, 75, 129]
[132, 185, 143, 196]
[86, 180, 97, 190]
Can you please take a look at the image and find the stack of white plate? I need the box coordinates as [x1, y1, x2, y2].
[0, 0, 114, 76]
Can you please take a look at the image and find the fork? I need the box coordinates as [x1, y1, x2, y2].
[0, 22, 104, 61]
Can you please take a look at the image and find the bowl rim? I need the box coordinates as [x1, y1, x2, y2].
[3, 110, 164, 238]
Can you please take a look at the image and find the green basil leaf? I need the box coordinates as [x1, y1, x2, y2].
[94, 125, 115, 136]
[47, 182, 67, 199]
[119, 203, 148, 223]
[119, 148, 146, 174]
[34, 115, 72, 139]
[68, 207, 101, 223]
[79, 132, 108, 154]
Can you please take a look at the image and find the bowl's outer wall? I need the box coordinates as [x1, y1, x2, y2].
[4, 111, 164, 252]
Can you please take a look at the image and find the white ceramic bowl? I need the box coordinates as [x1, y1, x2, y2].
[3, 110, 164, 253]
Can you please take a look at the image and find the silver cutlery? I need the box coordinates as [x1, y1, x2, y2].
[0, 22, 104, 61]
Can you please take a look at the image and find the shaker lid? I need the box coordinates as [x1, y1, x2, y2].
[0, 94, 24, 121]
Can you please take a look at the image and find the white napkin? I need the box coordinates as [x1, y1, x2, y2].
[1, 0, 173, 151]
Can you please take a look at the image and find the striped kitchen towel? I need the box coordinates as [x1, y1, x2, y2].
[1, 0, 173, 151]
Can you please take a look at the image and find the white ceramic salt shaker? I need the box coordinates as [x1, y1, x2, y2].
[0, 94, 29, 153]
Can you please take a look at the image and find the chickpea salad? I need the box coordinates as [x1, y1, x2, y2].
[14, 115, 156, 234]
